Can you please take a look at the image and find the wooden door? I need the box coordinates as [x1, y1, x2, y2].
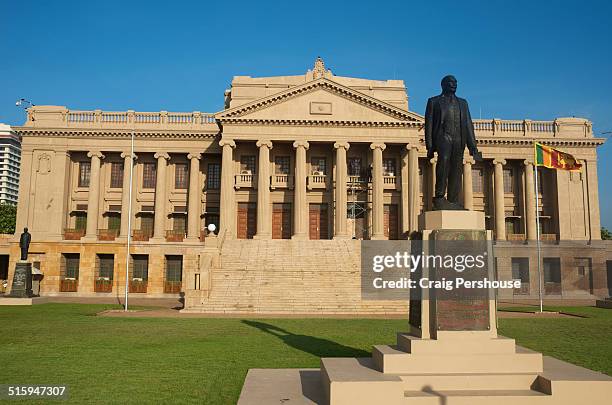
[384, 204, 399, 240]
[237, 203, 256, 239]
[272, 203, 292, 239]
[309, 203, 329, 240]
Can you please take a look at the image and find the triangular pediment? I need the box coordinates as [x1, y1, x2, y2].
[215, 78, 423, 125]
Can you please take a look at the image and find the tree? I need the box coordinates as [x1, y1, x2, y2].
[0, 203, 16, 234]
[602, 227, 612, 240]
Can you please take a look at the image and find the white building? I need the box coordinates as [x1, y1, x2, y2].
[0, 124, 21, 205]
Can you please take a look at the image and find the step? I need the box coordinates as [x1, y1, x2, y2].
[403, 389, 550, 405]
[399, 372, 539, 391]
[397, 334, 516, 355]
[373, 345, 543, 374]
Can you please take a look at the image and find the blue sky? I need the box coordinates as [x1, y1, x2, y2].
[1, 0, 610, 228]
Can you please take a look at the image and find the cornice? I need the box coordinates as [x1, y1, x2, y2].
[221, 118, 419, 128]
[15, 128, 219, 139]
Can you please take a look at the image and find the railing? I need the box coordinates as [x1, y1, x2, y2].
[28, 107, 217, 129]
[59, 279, 78, 292]
[508, 233, 526, 242]
[94, 278, 113, 293]
[64, 228, 85, 240]
[164, 280, 182, 294]
[383, 175, 399, 190]
[129, 280, 148, 293]
[98, 229, 119, 241]
[540, 234, 558, 243]
[270, 174, 292, 189]
[544, 282, 562, 295]
[166, 230, 185, 242]
[307, 174, 327, 190]
[348, 175, 367, 185]
[234, 173, 256, 189]
[513, 281, 530, 296]
[132, 230, 151, 242]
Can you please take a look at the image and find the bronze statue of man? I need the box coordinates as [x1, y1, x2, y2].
[19, 227, 31, 261]
[425, 75, 482, 210]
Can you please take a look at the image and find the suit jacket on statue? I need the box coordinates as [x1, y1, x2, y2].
[424, 94, 477, 155]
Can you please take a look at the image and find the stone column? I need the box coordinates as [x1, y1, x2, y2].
[255, 140, 272, 239]
[408, 146, 419, 235]
[219, 139, 236, 238]
[333, 142, 350, 238]
[400, 147, 409, 238]
[186, 152, 202, 242]
[85, 151, 104, 240]
[292, 141, 309, 240]
[524, 160, 537, 240]
[429, 156, 437, 211]
[152, 152, 170, 241]
[370, 142, 386, 240]
[493, 158, 507, 240]
[119, 152, 137, 239]
[463, 157, 475, 210]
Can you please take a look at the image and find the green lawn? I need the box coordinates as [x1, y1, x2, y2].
[1, 304, 610, 404]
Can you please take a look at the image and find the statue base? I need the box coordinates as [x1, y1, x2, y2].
[9, 262, 33, 298]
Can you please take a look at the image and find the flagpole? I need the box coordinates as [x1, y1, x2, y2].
[124, 131, 135, 311]
[533, 144, 543, 313]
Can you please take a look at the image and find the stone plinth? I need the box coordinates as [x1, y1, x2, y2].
[9, 262, 33, 298]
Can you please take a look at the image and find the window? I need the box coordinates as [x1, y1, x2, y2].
[207, 163, 220, 190]
[505, 218, 518, 235]
[131, 255, 149, 281]
[78, 161, 91, 187]
[165, 256, 182, 281]
[383, 158, 396, 176]
[347, 157, 362, 176]
[472, 168, 484, 193]
[140, 214, 154, 237]
[97, 254, 114, 280]
[142, 163, 157, 189]
[575, 257, 592, 292]
[75, 213, 87, 230]
[503, 168, 514, 193]
[205, 206, 220, 232]
[418, 165, 424, 193]
[275, 156, 290, 175]
[311, 157, 327, 175]
[110, 162, 124, 188]
[240, 155, 256, 174]
[107, 213, 121, 232]
[173, 214, 186, 234]
[62, 254, 80, 280]
[543, 257, 561, 295]
[174, 163, 189, 189]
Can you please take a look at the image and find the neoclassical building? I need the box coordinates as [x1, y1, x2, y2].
[3, 59, 610, 311]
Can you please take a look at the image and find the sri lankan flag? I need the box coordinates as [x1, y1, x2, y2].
[534, 142, 582, 171]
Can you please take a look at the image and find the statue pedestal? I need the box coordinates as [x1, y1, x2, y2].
[9, 261, 33, 298]
[237, 211, 612, 404]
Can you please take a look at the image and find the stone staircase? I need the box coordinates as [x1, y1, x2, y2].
[184, 239, 408, 314]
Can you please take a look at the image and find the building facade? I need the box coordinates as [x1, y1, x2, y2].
[4, 59, 611, 312]
[0, 124, 21, 205]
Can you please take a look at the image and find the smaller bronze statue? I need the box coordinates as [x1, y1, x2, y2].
[425, 75, 483, 210]
[19, 228, 31, 261]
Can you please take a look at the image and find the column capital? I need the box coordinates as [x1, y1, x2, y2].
[523, 159, 534, 166]
[154, 152, 170, 160]
[292, 140, 310, 150]
[256, 139, 273, 149]
[493, 158, 507, 166]
[463, 156, 475, 165]
[333, 141, 350, 150]
[120, 152, 138, 160]
[370, 142, 386, 151]
[87, 151, 104, 159]
[405, 143, 419, 151]
[187, 152, 202, 160]
[219, 139, 236, 148]
[429, 156, 438, 164]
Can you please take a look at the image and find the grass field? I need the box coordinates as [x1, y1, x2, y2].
[1, 304, 610, 404]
